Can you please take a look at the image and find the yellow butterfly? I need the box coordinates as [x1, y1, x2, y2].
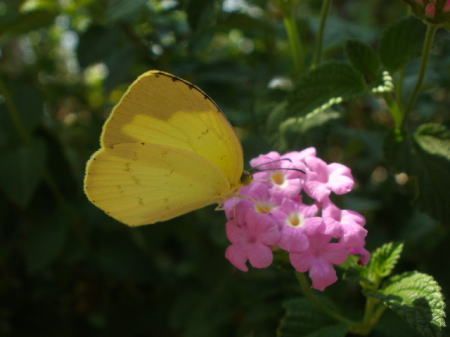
[84, 70, 245, 226]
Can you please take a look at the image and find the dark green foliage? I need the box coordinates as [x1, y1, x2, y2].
[277, 298, 348, 337]
[379, 17, 426, 72]
[287, 62, 366, 118]
[346, 40, 382, 84]
[413, 124, 450, 223]
[0, 140, 46, 207]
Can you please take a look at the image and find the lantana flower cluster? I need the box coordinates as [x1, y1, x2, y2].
[224, 148, 369, 291]
[404, 0, 450, 23]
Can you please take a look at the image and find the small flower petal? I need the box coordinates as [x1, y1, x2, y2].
[248, 243, 273, 268]
[225, 244, 249, 272]
[309, 260, 338, 291]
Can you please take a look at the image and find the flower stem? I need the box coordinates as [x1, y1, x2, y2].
[281, 1, 305, 76]
[383, 92, 404, 141]
[296, 273, 355, 325]
[312, 0, 332, 68]
[349, 297, 386, 336]
[296, 272, 388, 335]
[403, 23, 439, 129]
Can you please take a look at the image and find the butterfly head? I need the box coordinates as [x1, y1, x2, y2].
[240, 171, 253, 186]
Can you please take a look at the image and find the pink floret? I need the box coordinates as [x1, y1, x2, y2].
[289, 224, 349, 291]
[225, 204, 280, 271]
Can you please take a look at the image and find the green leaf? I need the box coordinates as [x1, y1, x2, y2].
[370, 272, 446, 337]
[364, 242, 404, 286]
[0, 140, 46, 207]
[379, 17, 425, 72]
[281, 109, 341, 134]
[413, 123, 450, 223]
[277, 298, 348, 337]
[286, 63, 366, 119]
[414, 123, 450, 160]
[346, 40, 382, 84]
[24, 211, 69, 273]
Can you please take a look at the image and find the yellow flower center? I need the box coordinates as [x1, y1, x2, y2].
[255, 202, 273, 214]
[271, 171, 285, 185]
[288, 212, 304, 227]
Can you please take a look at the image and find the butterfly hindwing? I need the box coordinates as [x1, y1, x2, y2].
[85, 143, 230, 226]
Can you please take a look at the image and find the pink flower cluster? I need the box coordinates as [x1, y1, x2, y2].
[419, 0, 450, 17]
[405, 0, 450, 21]
[224, 148, 369, 291]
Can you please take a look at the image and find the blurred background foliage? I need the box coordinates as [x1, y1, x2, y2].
[0, 0, 448, 336]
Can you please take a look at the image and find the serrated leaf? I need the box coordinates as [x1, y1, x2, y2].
[346, 40, 382, 84]
[0, 140, 46, 207]
[370, 272, 446, 337]
[286, 63, 366, 119]
[413, 124, 450, 223]
[365, 242, 404, 285]
[379, 17, 425, 72]
[277, 298, 348, 337]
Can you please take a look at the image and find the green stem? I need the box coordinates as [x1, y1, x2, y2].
[296, 273, 355, 325]
[282, 3, 304, 75]
[349, 297, 386, 336]
[312, 0, 332, 68]
[296, 272, 388, 335]
[403, 24, 438, 129]
[383, 92, 403, 140]
[396, 66, 405, 112]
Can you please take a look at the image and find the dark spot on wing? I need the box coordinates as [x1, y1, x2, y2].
[197, 129, 210, 140]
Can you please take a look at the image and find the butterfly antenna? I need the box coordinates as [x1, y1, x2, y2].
[255, 167, 306, 174]
[250, 158, 293, 171]
[249, 158, 305, 175]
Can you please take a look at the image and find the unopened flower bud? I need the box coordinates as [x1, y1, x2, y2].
[404, 0, 450, 24]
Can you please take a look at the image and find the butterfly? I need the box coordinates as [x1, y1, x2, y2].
[84, 70, 247, 226]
